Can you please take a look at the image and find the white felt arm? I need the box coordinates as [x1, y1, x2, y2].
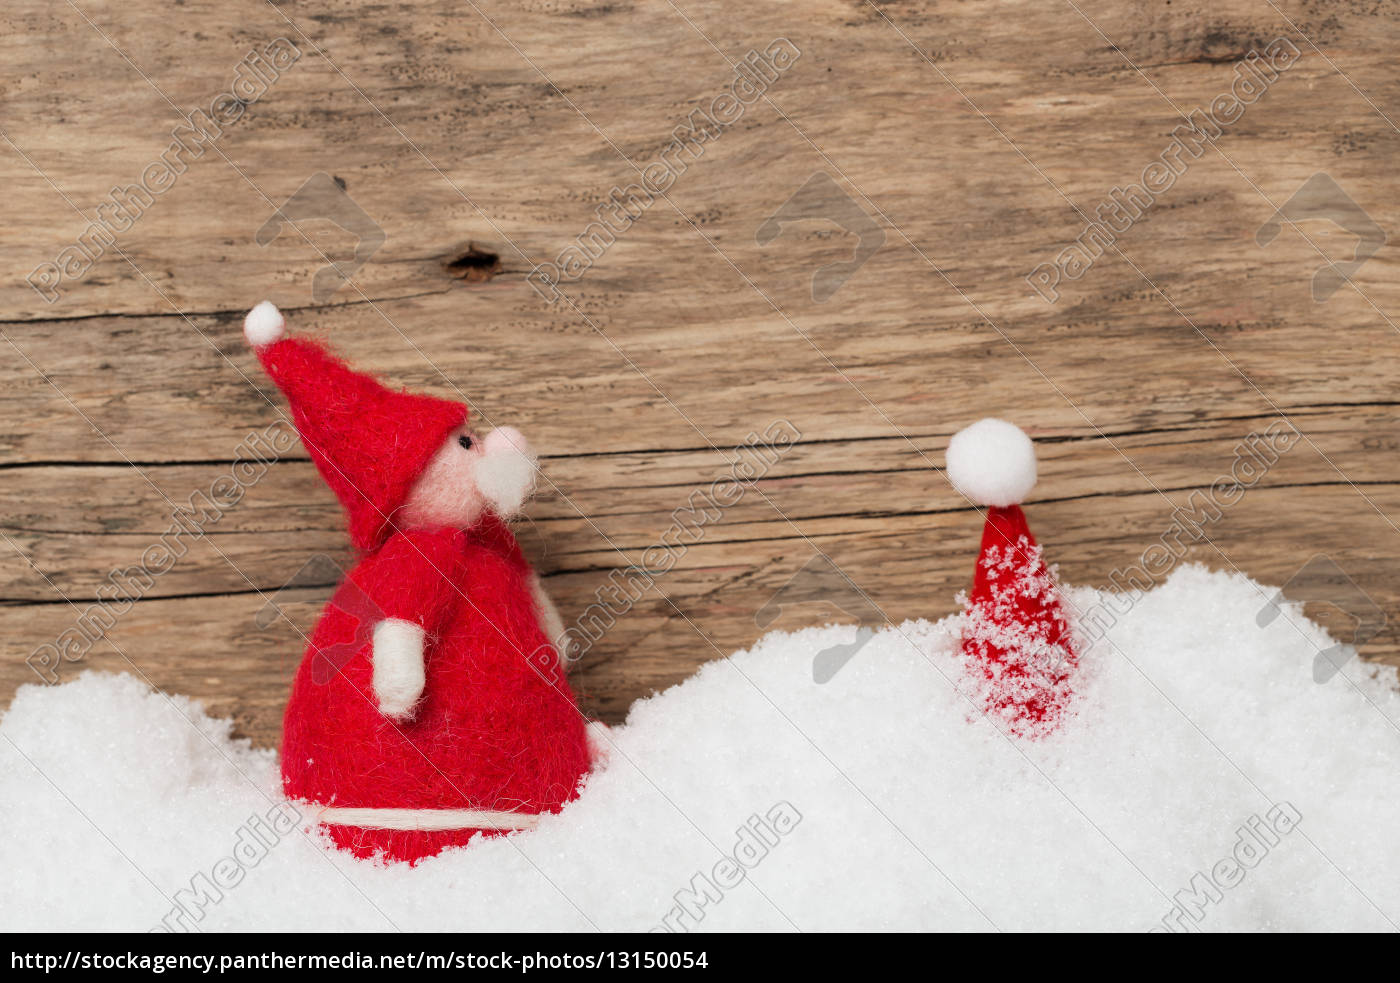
[529, 573, 571, 669]
[372, 619, 426, 720]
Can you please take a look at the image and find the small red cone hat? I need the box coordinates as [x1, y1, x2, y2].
[243, 301, 468, 551]
[947, 418, 1077, 737]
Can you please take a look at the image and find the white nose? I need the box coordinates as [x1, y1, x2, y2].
[474, 426, 538, 517]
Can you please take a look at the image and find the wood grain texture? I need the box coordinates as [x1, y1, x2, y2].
[2, 0, 1398, 747]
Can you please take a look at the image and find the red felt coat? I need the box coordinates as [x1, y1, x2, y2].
[281, 515, 591, 863]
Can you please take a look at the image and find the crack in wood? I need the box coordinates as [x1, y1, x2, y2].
[3, 400, 1396, 470]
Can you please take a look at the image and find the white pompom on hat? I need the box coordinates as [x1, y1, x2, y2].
[945, 418, 1038, 507]
[243, 300, 286, 348]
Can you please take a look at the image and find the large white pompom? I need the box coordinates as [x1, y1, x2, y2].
[946, 418, 1037, 507]
[243, 300, 285, 347]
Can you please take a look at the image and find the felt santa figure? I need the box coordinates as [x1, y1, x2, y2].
[244, 301, 596, 864]
[946, 418, 1078, 738]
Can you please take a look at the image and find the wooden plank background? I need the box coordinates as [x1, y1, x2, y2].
[2, 0, 1397, 747]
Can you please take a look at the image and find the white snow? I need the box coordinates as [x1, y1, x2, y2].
[3, 564, 1398, 933]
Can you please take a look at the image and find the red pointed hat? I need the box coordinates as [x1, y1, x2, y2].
[243, 301, 468, 552]
[946, 418, 1077, 737]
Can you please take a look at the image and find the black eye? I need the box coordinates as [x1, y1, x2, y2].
[457, 434, 473, 450]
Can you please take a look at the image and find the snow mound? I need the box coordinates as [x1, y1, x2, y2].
[2, 565, 1398, 932]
